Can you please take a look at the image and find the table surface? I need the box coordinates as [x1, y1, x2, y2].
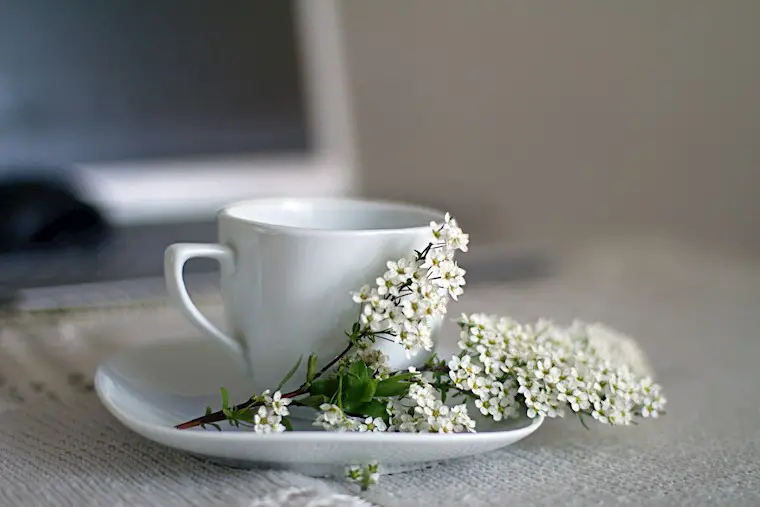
[0, 237, 758, 507]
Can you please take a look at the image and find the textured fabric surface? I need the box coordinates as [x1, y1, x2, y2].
[0, 237, 758, 506]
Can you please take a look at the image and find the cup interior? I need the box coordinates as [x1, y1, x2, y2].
[221, 199, 442, 231]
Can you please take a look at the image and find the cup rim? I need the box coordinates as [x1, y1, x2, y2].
[217, 197, 444, 235]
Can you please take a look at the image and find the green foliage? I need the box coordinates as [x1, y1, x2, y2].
[306, 354, 318, 384]
[309, 377, 339, 397]
[200, 405, 222, 431]
[295, 394, 330, 409]
[276, 355, 303, 392]
[375, 372, 416, 397]
[204, 342, 427, 434]
[218, 386, 258, 429]
[424, 353, 452, 402]
[304, 358, 419, 421]
[343, 399, 388, 420]
[220, 387, 230, 413]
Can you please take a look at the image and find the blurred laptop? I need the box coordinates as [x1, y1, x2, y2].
[0, 1, 355, 306]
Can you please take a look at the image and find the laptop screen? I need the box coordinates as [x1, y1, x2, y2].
[0, 0, 309, 165]
[0, 1, 318, 294]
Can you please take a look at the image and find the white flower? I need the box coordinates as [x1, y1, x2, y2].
[474, 396, 494, 416]
[253, 405, 285, 433]
[450, 404, 476, 432]
[394, 320, 417, 344]
[351, 285, 372, 304]
[415, 324, 434, 352]
[472, 376, 502, 398]
[459, 313, 492, 329]
[358, 416, 388, 432]
[591, 399, 613, 424]
[430, 213, 469, 254]
[430, 220, 445, 242]
[641, 389, 666, 419]
[385, 258, 416, 285]
[408, 382, 437, 408]
[418, 400, 449, 426]
[445, 227, 469, 253]
[447, 354, 482, 390]
[393, 320, 433, 356]
[421, 249, 454, 273]
[435, 260, 466, 300]
[532, 359, 554, 380]
[269, 391, 291, 417]
[367, 290, 383, 308]
[356, 344, 391, 379]
[360, 304, 387, 332]
[346, 462, 380, 489]
[401, 294, 430, 321]
[318, 403, 343, 424]
[564, 389, 590, 412]
[387, 302, 408, 323]
[314, 404, 357, 432]
[376, 276, 399, 298]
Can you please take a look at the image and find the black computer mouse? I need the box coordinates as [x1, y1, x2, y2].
[0, 173, 110, 254]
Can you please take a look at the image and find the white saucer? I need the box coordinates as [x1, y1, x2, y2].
[95, 338, 543, 476]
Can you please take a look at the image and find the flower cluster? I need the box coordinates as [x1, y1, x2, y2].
[451, 315, 667, 425]
[346, 462, 380, 491]
[253, 390, 292, 433]
[354, 340, 392, 380]
[185, 210, 667, 493]
[388, 377, 476, 433]
[351, 213, 469, 357]
[313, 403, 389, 433]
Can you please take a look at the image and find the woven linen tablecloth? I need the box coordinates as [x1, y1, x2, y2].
[1, 238, 758, 507]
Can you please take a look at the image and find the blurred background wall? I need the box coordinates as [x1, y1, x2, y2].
[340, 1, 760, 254]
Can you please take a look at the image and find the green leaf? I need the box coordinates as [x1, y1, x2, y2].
[309, 377, 339, 397]
[276, 355, 303, 392]
[220, 387, 232, 418]
[343, 399, 389, 420]
[306, 354, 318, 383]
[363, 379, 378, 401]
[389, 372, 418, 382]
[374, 371, 417, 397]
[345, 372, 364, 390]
[203, 422, 222, 431]
[295, 394, 329, 409]
[282, 417, 294, 432]
[234, 409, 255, 423]
[366, 402, 389, 419]
[345, 378, 378, 404]
[349, 360, 369, 380]
[424, 353, 441, 368]
[342, 399, 365, 415]
[375, 378, 412, 398]
[337, 365, 344, 409]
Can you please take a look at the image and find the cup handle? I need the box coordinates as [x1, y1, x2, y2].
[164, 243, 247, 371]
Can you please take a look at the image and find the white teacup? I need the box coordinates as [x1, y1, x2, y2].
[165, 198, 441, 394]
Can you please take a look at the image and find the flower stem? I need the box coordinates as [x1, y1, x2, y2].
[174, 342, 356, 430]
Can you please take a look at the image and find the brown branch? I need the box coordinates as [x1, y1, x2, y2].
[312, 342, 354, 380]
[174, 342, 356, 430]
